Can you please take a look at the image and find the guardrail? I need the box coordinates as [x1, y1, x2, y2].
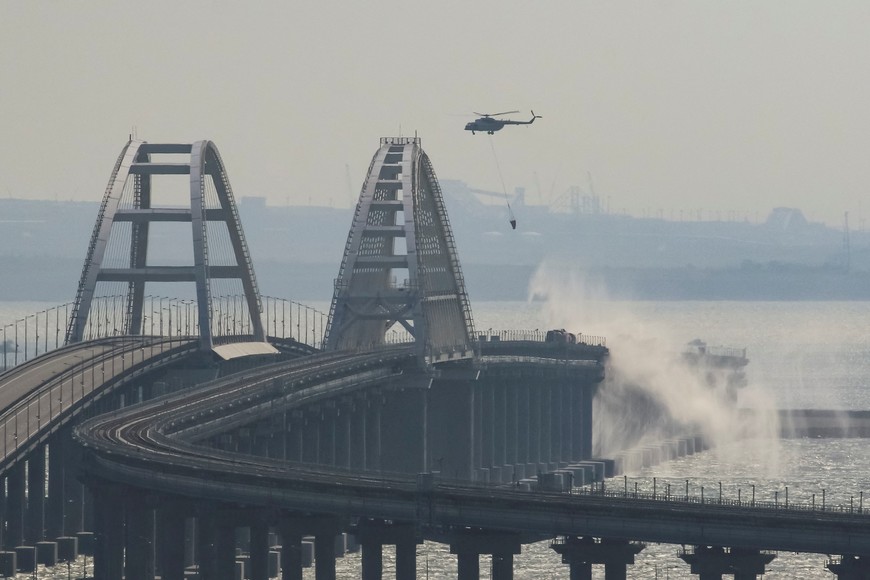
[574, 477, 868, 517]
[1, 294, 329, 372]
[478, 329, 607, 347]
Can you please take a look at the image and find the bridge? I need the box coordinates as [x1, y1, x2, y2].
[0, 136, 867, 580]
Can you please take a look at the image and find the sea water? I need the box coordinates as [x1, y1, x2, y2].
[3, 299, 870, 579]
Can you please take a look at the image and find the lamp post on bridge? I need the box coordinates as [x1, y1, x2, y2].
[159, 297, 166, 336]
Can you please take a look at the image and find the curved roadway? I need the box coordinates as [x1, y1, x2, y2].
[75, 345, 870, 558]
[0, 336, 197, 470]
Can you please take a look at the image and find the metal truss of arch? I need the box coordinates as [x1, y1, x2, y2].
[325, 137, 476, 362]
[66, 139, 264, 350]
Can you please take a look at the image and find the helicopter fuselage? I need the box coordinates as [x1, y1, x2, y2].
[464, 111, 540, 135]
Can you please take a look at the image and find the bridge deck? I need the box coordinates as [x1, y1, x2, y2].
[76, 348, 870, 558]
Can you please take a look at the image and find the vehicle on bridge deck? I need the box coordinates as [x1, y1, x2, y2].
[545, 328, 577, 344]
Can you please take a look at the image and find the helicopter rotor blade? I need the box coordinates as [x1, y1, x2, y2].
[472, 110, 521, 117]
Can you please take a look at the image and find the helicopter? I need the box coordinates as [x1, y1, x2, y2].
[464, 110, 541, 135]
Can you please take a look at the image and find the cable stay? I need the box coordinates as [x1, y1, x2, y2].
[487, 135, 517, 230]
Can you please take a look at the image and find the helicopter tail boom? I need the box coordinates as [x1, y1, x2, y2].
[504, 110, 542, 126]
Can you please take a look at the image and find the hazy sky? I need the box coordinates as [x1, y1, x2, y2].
[2, 1, 869, 226]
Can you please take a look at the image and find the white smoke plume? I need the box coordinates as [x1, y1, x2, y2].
[528, 262, 782, 474]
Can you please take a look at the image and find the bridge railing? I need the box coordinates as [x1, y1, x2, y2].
[1, 295, 329, 372]
[260, 296, 328, 349]
[574, 479, 869, 516]
[2, 301, 73, 372]
[477, 329, 607, 347]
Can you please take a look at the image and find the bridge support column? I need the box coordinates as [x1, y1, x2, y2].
[280, 515, 341, 580]
[47, 439, 65, 539]
[553, 537, 645, 580]
[395, 539, 417, 580]
[350, 398, 367, 470]
[580, 384, 594, 459]
[457, 552, 480, 580]
[679, 546, 775, 580]
[365, 395, 382, 471]
[335, 402, 352, 469]
[63, 434, 84, 535]
[516, 385, 529, 477]
[569, 385, 583, 462]
[361, 542, 383, 580]
[315, 532, 337, 580]
[197, 510, 237, 580]
[528, 385, 541, 474]
[381, 387, 427, 474]
[428, 380, 473, 480]
[541, 384, 553, 468]
[93, 486, 124, 580]
[354, 519, 419, 580]
[449, 530, 521, 580]
[505, 384, 518, 479]
[278, 520, 303, 580]
[318, 407, 336, 466]
[473, 385, 483, 479]
[286, 412, 303, 462]
[125, 496, 155, 580]
[560, 384, 572, 463]
[494, 384, 507, 479]
[481, 385, 494, 478]
[827, 555, 870, 579]
[6, 461, 24, 549]
[302, 411, 319, 464]
[250, 520, 270, 580]
[157, 505, 186, 580]
[26, 447, 46, 543]
[549, 384, 562, 468]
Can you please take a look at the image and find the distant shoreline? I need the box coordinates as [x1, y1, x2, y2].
[3, 256, 870, 303]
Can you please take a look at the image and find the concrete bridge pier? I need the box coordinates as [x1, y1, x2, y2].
[528, 384, 542, 475]
[157, 505, 186, 580]
[540, 385, 554, 470]
[249, 518, 271, 580]
[381, 386, 427, 474]
[125, 495, 156, 580]
[448, 530, 522, 580]
[679, 545, 775, 580]
[504, 384, 518, 477]
[25, 446, 46, 543]
[827, 555, 870, 579]
[515, 385, 529, 478]
[365, 393, 383, 472]
[354, 519, 420, 580]
[428, 380, 473, 480]
[302, 410, 320, 464]
[552, 536, 645, 580]
[318, 405, 336, 466]
[349, 396, 367, 470]
[286, 411, 303, 462]
[63, 431, 85, 535]
[279, 514, 342, 580]
[5, 461, 25, 549]
[92, 485, 124, 580]
[335, 400, 352, 469]
[47, 438, 65, 539]
[196, 508, 237, 580]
